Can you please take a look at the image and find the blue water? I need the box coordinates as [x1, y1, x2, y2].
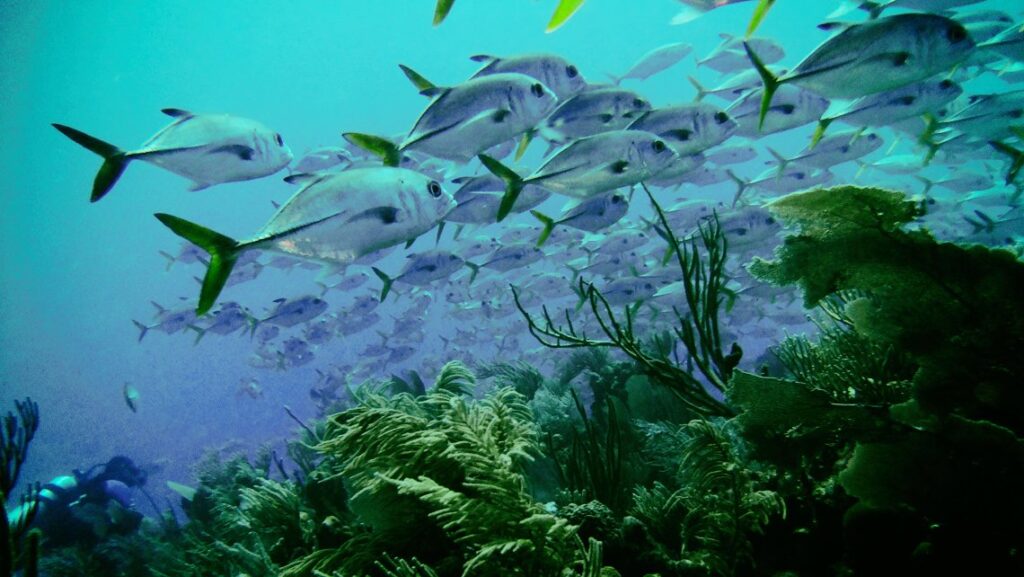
[0, 0, 1017, 510]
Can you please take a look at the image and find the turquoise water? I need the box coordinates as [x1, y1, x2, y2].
[1, 2, 1021, 571]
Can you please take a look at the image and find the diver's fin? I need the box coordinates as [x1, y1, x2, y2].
[52, 123, 131, 202]
[477, 154, 525, 222]
[342, 133, 402, 167]
[154, 213, 243, 315]
[371, 267, 394, 302]
[531, 211, 557, 246]
[742, 41, 781, 132]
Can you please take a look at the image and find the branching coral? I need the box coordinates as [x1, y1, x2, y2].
[2, 397, 40, 577]
[512, 186, 737, 418]
[310, 363, 578, 576]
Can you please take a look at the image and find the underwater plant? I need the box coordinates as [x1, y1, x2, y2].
[302, 361, 579, 576]
[735, 185, 1024, 575]
[2, 397, 40, 577]
[513, 186, 738, 418]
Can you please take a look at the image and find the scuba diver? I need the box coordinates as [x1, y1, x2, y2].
[6, 456, 149, 548]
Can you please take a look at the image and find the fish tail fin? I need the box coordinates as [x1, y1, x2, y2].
[188, 324, 207, 345]
[546, 0, 586, 33]
[398, 64, 436, 93]
[766, 147, 788, 175]
[915, 176, 934, 197]
[371, 267, 394, 302]
[132, 320, 149, 343]
[989, 141, 1024, 185]
[52, 123, 130, 202]
[514, 130, 535, 161]
[342, 133, 401, 167]
[741, 41, 781, 132]
[670, 5, 707, 26]
[433, 0, 455, 25]
[727, 169, 748, 206]
[687, 76, 708, 102]
[465, 262, 481, 285]
[158, 250, 176, 271]
[154, 213, 242, 315]
[566, 265, 581, 283]
[531, 211, 557, 246]
[477, 154, 524, 221]
[854, 160, 869, 181]
[810, 118, 833, 148]
[434, 221, 446, 245]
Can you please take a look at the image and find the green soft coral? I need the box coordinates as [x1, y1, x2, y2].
[749, 185, 1024, 433]
[313, 362, 577, 576]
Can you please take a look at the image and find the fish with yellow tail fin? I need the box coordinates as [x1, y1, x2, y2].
[155, 168, 455, 314]
[744, 13, 974, 130]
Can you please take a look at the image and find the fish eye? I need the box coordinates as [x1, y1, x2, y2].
[531, 83, 545, 98]
[427, 181, 443, 197]
[734, 227, 747, 236]
[275, 133, 283, 146]
[714, 111, 729, 124]
[633, 98, 647, 108]
[612, 196, 622, 203]
[1010, 109, 1023, 119]
[939, 79, 954, 89]
[566, 65, 579, 78]
[947, 24, 967, 43]
[779, 104, 795, 115]
[765, 217, 775, 225]
[652, 140, 667, 152]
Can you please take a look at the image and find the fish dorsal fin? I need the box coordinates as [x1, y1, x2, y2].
[398, 64, 438, 93]
[161, 108, 194, 118]
[420, 86, 450, 98]
[469, 54, 497, 63]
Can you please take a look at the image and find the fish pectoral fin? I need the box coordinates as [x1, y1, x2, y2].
[210, 144, 256, 160]
[492, 109, 512, 123]
[346, 206, 402, 225]
[609, 160, 630, 174]
[188, 182, 211, 192]
[665, 128, 692, 141]
[865, 51, 912, 68]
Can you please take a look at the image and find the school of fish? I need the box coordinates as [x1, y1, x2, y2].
[54, 1, 1024, 407]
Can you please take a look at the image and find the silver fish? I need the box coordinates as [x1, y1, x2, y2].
[372, 250, 465, 301]
[346, 73, 557, 165]
[481, 130, 678, 220]
[532, 193, 630, 246]
[155, 168, 455, 314]
[469, 53, 587, 100]
[745, 13, 975, 129]
[627, 103, 737, 155]
[611, 42, 692, 84]
[53, 108, 292, 201]
[541, 87, 652, 145]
